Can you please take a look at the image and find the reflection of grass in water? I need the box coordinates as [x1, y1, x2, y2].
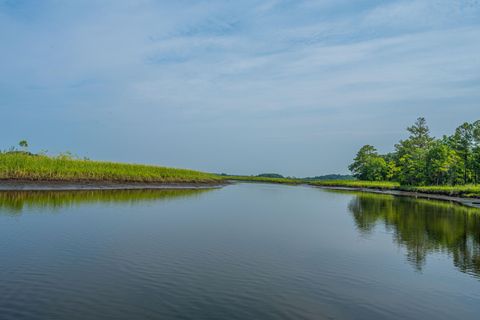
[0, 189, 213, 215]
[339, 189, 480, 278]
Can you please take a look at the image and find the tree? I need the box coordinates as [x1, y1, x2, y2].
[472, 146, 480, 184]
[348, 117, 480, 186]
[450, 122, 474, 184]
[349, 145, 376, 180]
[382, 153, 399, 181]
[349, 145, 388, 181]
[257, 173, 284, 178]
[406, 117, 434, 149]
[426, 140, 462, 185]
[394, 118, 434, 185]
[385, 160, 399, 181]
[18, 140, 29, 152]
[473, 120, 480, 144]
[471, 120, 480, 184]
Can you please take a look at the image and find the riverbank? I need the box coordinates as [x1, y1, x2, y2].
[227, 177, 480, 209]
[1, 153, 478, 208]
[0, 153, 222, 185]
[312, 185, 480, 209]
[310, 180, 480, 198]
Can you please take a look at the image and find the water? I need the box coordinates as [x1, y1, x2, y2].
[0, 183, 479, 320]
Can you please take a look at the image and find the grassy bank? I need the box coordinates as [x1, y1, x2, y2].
[403, 185, 480, 198]
[0, 153, 222, 184]
[2, 152, 478, 198]
[311, 180, 480, 198]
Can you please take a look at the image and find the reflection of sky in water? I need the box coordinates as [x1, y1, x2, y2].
[0, 184, 479, 320]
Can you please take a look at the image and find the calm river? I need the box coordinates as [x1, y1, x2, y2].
[0, 183, 479, 319]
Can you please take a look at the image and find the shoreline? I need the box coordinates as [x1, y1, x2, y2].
[228, 180, 480, 209]
[0, 180, 228, 191]
[1, 179, 479, 210]
[313, 185, 480, 209]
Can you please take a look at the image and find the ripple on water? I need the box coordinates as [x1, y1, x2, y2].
[1, 185, 480, 320]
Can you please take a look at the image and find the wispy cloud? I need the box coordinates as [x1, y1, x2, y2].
[0, 0, 479, 175]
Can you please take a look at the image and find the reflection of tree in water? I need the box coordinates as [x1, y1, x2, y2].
[347, 192, 480, 277]
[0, 189, 213, 215]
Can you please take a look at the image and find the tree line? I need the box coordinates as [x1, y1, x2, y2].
[349, 118, 480, 185]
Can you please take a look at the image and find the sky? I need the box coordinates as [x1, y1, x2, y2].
[1, 0, 479, 177]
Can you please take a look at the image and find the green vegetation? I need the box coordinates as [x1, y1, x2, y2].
[310, 180, 399, 189]
[3, 124, 480, 200]
[303, 174, 353, 181]
[225, 175, 302, 184]
[349, 117, 480, 189]
[311, 180, 480, 198]
[0, 151, 222, 184]
[18, 140, 29, 152]
[256, 173, 285, 178]
[404, 184, 480, 198]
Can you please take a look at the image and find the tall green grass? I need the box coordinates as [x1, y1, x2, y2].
[311, 180, 480, 198]
[0, 153, 222, 184]
[404, 185, 480, 198]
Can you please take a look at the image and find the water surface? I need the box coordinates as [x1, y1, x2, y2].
[0, 183, 479, 319]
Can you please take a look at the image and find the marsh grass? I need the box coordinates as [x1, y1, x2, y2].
[404, 185, 480, 198]
[0, 153, 221, 184]
[312, 180, 480, 198]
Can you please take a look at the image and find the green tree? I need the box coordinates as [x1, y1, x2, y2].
[426, 140, 461, 185]
[472, 146, 480, 184]
[449, 122, 474, 184]
[385, 160, 399, 181]
[349, 145, 388, 181]
[348, 117, 480, 186]
[473, 120, 480, 143]
[394, 117, 434, 185]
[405, 117, 434, 149]
[473, 120, 480, 184]
[18, 140, 29, 152]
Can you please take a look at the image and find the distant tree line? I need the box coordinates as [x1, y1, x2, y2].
[257, 173, 285, 178]
[349, 118, 480, 185]
[256, 173, 354, 180]
[303, 174, 353, 181]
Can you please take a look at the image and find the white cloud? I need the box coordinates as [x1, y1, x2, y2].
[0, 0, 479, 175]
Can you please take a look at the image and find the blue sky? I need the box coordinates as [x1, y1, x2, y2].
[1, 0, 479, 176]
